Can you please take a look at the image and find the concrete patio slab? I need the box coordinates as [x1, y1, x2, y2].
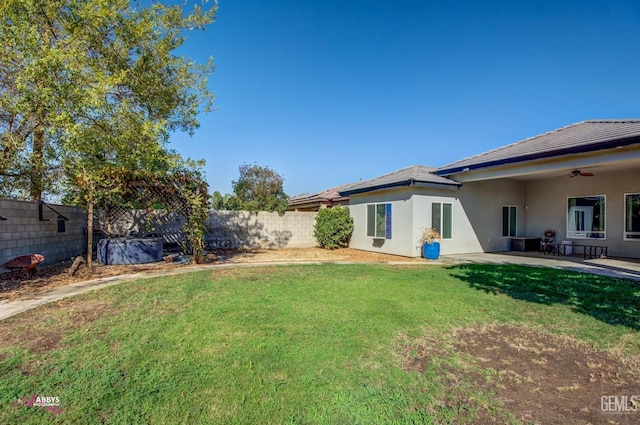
[444, 252, 640, 281]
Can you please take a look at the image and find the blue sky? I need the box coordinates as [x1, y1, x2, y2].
[169, 0, 640, 196]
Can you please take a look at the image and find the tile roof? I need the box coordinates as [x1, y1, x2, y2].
[289, 183, 352, 205]
[339, 165, 461, 196]
[435, 119, 640, 175]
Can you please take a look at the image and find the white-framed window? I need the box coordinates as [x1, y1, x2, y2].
[567, 195, 605, 239]
[502, 206, 517, 237]
[432, 202, 452, 239]
[366, 203, 391, 239]
[624, 193, 640, 240]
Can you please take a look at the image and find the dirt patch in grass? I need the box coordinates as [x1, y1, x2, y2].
[210, 247, 424, 264]
[403, 324, 640, 424]
[0, 298, 114, 355]
[0, 248, 421, 301]
[0, 261, 185, 301]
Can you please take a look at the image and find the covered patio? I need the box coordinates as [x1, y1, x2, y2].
[435, 120, 640, 259]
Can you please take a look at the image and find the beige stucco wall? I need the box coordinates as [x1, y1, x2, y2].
[411, 187, 479, 256]
[349, 170, 639, 258]
[525, 168, 640, 258]
[348, 179, 526, 257]
[413, 180, 527, 255]
[455, 179, 528, 253]
[347, 188, 416, 257]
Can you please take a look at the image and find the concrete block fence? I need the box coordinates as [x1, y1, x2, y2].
[1, 199, 318, 270]
[206, 211, 317, 249]
[97, 210, 317, 249]
[0, 199, 87, 268]
[97, 209, 318, 250]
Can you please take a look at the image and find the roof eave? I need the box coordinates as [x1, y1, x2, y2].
[413, 181, 461, 191]
[435, 134, 640, 176]
[340, 179, 460, 196]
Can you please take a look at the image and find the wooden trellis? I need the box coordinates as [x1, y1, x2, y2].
[96, 171, 207, 240]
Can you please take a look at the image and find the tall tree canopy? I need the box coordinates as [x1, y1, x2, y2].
[0, 0, 216, 201]
[230, 163, 289, 214]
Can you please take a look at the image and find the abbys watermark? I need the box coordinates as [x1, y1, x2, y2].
[14, 394, 64, 414]
[601, 394, 639, 414]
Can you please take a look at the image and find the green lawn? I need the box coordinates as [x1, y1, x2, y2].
[1, 264, 638, 424]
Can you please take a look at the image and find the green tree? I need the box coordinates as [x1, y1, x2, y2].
[231, 163, 289, 214]
[1, 0, 216, 266]
[0, 0, 216, 201]
[313, 206, 354, 249]
[0, 0, 73, 199]
[211, 190, 239, 210]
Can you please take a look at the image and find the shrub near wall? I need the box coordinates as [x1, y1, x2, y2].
[313, 206, 354, 249]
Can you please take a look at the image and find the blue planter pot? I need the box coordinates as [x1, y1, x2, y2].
[422, 242, 440, 260]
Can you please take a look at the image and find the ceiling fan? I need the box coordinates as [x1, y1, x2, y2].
[569, 169, 594, 178]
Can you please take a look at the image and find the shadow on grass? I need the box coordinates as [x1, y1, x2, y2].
[448, 264, 640, 330]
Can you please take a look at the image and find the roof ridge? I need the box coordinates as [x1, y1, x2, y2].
[357, 164, 429, 184]
[410, 164, 435, 179]
[291, 182, 355, 200]
[583, 118, 640, 123]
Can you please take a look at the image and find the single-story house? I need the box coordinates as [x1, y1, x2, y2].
[340, 120, 640, 258]
[287, 183, 352, 212]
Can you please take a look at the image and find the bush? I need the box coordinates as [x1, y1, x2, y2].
[313, 206, 354, 249]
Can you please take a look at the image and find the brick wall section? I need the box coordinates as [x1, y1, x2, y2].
[0, 199, 87, 268]
[206, 211, 318, 249]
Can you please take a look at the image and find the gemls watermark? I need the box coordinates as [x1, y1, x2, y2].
[601, 395, 639, 414]
[14, 394, 64, 415]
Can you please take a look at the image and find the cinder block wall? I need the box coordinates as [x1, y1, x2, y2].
[95, 209, 318, 250]
[0, 199, 87, 268]
[206, 211, 318, 249]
